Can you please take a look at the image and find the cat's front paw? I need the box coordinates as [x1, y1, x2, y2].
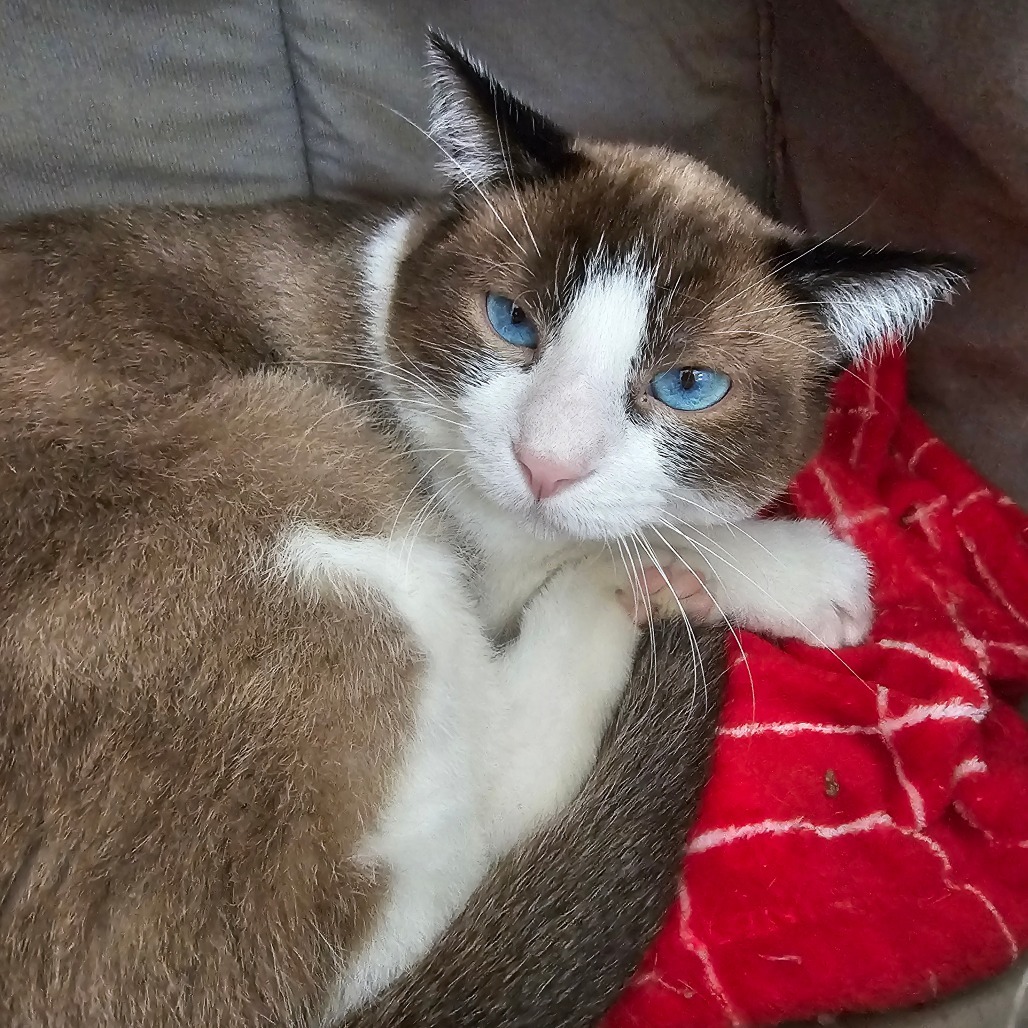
[757, 523, 872, 648]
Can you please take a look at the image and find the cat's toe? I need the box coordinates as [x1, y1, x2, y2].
[623, 563, 711, 623]
[812, 595, 873, 648]
[800, 544, 873, 648]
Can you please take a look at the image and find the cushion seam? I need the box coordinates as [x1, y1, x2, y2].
[276, 0, 314, 195]
[756, 0, 782, 217]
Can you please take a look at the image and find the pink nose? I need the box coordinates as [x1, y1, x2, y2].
[514, 446, 591, 501]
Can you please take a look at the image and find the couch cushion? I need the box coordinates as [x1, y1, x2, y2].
[0, 0, 307, 219]
[0, 0, 768, 219]
[773, 0, 1028, 508]
[0, 0, 768, 215]
[838, 1, 1028, 214]
[241, 0, 770, 203]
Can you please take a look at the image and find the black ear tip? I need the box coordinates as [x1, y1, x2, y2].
[425, 27, 454, 58]
[771, 236, 975, 285]
[941, 252, 976, 278]
[425, 28, 475, 74]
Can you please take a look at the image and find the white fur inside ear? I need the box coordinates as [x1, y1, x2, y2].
[814, 267, 962, 360]
[426, 50, 504, 188]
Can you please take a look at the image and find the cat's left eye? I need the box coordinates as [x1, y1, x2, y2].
[649, 367, 731, 411]
[485, 293, 538, 349]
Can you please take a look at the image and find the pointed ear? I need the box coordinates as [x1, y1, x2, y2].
[425, 31, 580, 191]
[771, 239, 972, 363]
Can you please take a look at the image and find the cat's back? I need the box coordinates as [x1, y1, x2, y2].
[0, 199, 370, 386]
[0, 201, 432, 1026]
[0, 198, 399, 583]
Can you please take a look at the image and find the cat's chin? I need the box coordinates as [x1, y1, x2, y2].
[508, 502, 641, 546]
[504, 503, 580, 543]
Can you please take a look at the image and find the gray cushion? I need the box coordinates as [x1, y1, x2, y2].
[774, 0, 1028, 507]
[283, 0, 769, 202]
[0, 0, 768, 219]
[0, 0, 307, 218]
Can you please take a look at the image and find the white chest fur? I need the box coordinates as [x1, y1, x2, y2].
[272, 521, 640, 1019]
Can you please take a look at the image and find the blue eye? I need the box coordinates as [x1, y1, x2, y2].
[650, 367, 731, 411]
[486, 293, 538, 348]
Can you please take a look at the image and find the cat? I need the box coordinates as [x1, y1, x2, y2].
[0, 30, 966, 1028]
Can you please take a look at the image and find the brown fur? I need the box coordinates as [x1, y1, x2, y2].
[0, 202, 429, 1026]
[0, 189, 740, 1027]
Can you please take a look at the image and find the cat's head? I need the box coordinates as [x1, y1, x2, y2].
[366, 32, 968, 541]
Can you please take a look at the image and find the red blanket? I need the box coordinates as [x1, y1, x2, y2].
[605, 350, 1028, 1027]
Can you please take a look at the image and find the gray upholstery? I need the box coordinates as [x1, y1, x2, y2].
[0, 0, 307, 209]
[0, 2, 1024, 1025]
[775, 0, 1028, 512]
[0, 0, 768, 212]
[283, 0, 769, 201]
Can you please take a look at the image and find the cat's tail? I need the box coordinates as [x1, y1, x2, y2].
[340, 620, 726, 1028]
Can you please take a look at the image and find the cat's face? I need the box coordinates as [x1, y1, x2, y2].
[369, 34, 967, 543]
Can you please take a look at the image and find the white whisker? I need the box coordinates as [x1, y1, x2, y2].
[659, 521, 873, 691]
[648, 525, 753, 720]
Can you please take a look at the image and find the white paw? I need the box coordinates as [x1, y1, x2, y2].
[756, 523, 873, 648]
[646, 517, 874, 648]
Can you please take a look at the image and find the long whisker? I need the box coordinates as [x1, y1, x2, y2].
[627, 533, 659, 704]
[696, 198, 881, 318]
[704, 325, 880, 394]
[660, 508, 784, 567]
[613, 537, 643, 623]
[298, 356, 449, 403]
[648, 525, 753, 720]
[633, 532, 710, 718]
[493, 103, 541, 259]
[389, 453, 452, 545]
[658, 520, 873, 692]
[399, 468, 470, 575]
[662, 495, 794, 560]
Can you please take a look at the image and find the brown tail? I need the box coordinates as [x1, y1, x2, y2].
[341, 620, 726, 1027]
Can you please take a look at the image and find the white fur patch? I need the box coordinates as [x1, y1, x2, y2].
[362, 213, 414, 355]
[483, 556, 640, 852]
[273, 523, 641, 1020]
[516, 256, 654, 477]
[814, 268, 962, 360]
[275, 525, 495, 1019]
[557, 258, 655, 383]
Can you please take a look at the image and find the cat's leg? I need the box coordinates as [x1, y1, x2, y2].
[481, 556, 637, 854]
[481, 555, 707, 854]
[647, 518, 872, 647]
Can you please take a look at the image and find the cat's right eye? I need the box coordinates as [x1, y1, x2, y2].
[485, 293, 538, 349]
[649, 367, 732, 411]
